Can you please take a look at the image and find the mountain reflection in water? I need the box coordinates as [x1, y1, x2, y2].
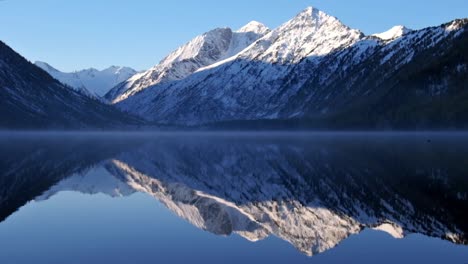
[0, 132, 467, 258]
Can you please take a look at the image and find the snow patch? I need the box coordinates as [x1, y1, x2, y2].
[372, 25, 412, 41]
[237, 21, 270, 35]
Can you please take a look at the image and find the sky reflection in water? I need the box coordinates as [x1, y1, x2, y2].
[0, 132, 467, 264]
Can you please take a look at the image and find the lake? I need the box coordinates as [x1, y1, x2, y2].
[0, 132, 467, 263]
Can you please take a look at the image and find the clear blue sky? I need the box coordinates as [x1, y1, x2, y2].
[0, 0, 466, 72]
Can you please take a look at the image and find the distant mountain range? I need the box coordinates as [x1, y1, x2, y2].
[0, 41, 142, 129]
[0, 6, 467, 129]
[35, 61, 137, 98]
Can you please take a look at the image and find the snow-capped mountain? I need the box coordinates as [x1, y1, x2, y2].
[113, 7, 363, 123]
[35, 61, 137, 97]
[237, 7, 362, 64]
[285, 18, 468, 129]
[1, 6, 467, 130]
[0, 41, 141, 129]
[106, 21, 270, 103]
[372, 25, 412, 41]
[112, 7, 468, 129]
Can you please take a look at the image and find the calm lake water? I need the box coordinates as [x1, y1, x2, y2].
[0, 132, 467, 264]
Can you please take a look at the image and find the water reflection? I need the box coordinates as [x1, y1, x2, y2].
[0, 133, 467, 257]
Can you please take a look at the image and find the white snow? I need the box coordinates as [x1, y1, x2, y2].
[238, 7, 362, 64]
[35, 61, 137, 97]
[372, 25, 412, 41]
[115, 6, 364, 124]
[108, 22, 270, 103]
[237, 21, 270, 35]
[108, 6, 466, 125]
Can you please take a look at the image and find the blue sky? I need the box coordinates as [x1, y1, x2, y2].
[0, 0, 467, 72]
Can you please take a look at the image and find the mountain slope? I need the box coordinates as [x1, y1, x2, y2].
[114, 7, 468, 129]
[35, 61, 137, 97]
[106, 21, 270, 103]
[0, 41, 142, 129]
[114, 7, 363, 124]
[287, 19, 468, 129]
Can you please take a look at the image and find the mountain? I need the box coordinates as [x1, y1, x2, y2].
[291, 18, 468, 129]
[113, 7, 468, 129]
[0, 41, 142, 129]
[2, 6, 465, 129]
[372, 25, 412, 41]
[111, 7, 363, 124]
[35, 61, 137, 97]
[105, 21, 270, 103]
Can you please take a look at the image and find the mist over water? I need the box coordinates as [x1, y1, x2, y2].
[0, 132, 467, 264]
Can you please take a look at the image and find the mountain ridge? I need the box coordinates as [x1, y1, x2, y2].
[0, 41, 142, 129]
[110, 7, 468, 129]
[35, 61, 137, 97]
[1, 6, 467, 129]
[106, 21, 270, 103]
[372, 25, 413, 41]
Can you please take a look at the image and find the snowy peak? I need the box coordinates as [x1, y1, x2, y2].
[106, 23, 269, 103]
[109, 6, 364, 103]
[157, 27, 233, 68]
[113, 6, 367, 123]
[298, 6, 315, 18]
[373, 25, 412, 41]
[293, 6, 328, 24]
[107, 27, 234, 102]
[238, 6, 363, 64]
[236, 21, 270, 35]
[35, 61, 137, 97]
